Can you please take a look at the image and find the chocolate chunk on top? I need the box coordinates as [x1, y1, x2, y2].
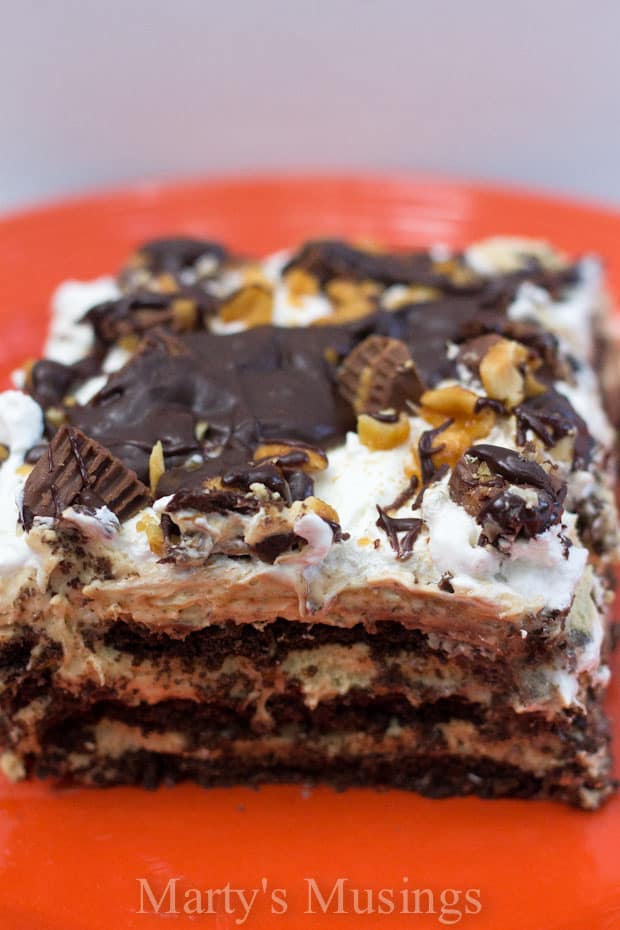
[68, 323, 359, 495]
[514, 388, 594, 468]
[449, 443, 567, 549]
[21, 425, 150, 531]
[338, 334, 424, 414]
[85, 289, 218, 347]
[283, 239, 453, 288]
[123, 236, 228, 278]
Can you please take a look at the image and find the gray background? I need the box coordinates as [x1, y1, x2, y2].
[2, 0, 619, 213]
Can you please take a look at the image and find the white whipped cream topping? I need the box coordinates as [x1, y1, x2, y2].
[279, 512, 334, 570]
[314, 428, 416, 542]
[272, 283, 332, 326]
[46, 277, 120, 364]
[62, 506, 120, 540]
[556, 374, 615, 449]
[73, 375, 107, 405]
[0, 390, 44, 459]
[0, 392, 44, 576]
[102, 345, 132, 373]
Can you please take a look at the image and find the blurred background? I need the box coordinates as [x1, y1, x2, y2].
[2, 0, 619, 212]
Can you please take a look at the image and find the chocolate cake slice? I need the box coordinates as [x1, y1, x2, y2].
[0, 234, 617, 807]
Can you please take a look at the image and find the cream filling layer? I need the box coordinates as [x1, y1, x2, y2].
[69, 717, 600, 779]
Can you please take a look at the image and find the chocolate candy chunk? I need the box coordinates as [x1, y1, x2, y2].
[251, 533, 299, 564]
[27, 356, 103, 411]
[223, 457, 316, 506]
[27, 360, 78, 410]
[85, 289, 217, 347]
[456, 315, 565, 381]
[449, 443, 566, 549]
[70, 324, 358, 494]
[284, 239, 484, 292]
[376, 507, 423, 560]
[21, 426, 150, 531]
[223, 461, 296, 504]
[122, 237, 228, 283]
[468, 444, 560, 493]
[514, 389, 594, 468]
[338, 334, 424, 414]
[374, 298, 495, 387]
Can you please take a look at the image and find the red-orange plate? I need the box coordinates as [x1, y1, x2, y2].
[0, 175, 619, 930]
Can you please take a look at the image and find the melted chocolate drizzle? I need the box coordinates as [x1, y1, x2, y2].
[375, 507, 423, 560]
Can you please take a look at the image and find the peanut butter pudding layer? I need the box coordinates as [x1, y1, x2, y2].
[0, 235, 617, 807]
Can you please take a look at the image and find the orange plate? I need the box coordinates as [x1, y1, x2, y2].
[0, 175, 619, 930]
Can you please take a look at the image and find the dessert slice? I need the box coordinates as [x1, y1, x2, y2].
[0, 234, 616, 807]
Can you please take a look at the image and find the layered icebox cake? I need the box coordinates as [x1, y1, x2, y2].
[0, 234, 618, 807]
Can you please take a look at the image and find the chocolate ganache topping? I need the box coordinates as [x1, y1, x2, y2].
[23, 236, 591, 509]
[66, 323, 361, 494]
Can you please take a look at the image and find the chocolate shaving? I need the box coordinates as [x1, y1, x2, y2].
[21, 426, 150, 531]
[376, 506, 423, 560]
[474, 397, 507, 415]
[384, 474, 420, 512]
[418, 420, 453, 487]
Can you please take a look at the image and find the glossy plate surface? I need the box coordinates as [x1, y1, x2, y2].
[0, 175, 618, 930]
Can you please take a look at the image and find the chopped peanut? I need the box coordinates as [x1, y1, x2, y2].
[285, 268, 320, 307]
[479, 338, 529, 408]
[46, 407, 66, 428]
[384, 285, 442, 310]
[358, 412, 410, 451]
[136, 514, 165, 556]
[219, 285, 273, 327]
[171, 298, 198, 330]
[155, 273, 179, 294]
[420, 385, 479, 418]
[254, 441, 328, 472]
[148, 440, 165, 496]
